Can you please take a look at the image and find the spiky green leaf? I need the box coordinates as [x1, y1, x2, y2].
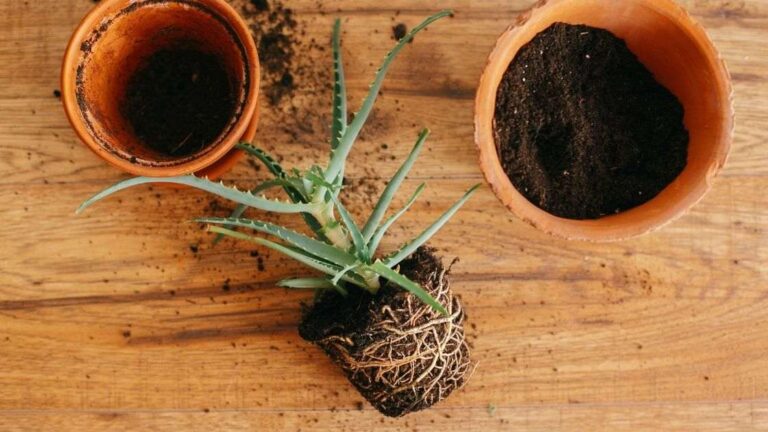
[278, 278, 347, 295]
[383, 183, 481, 268]
[305, 170, 338, 192]
[199, 217, 356, 267]
[212, 178, 301, 245]
[236, 142, 288, 179]
[77, 176, 316, 214]
[368, 261, 446, 315]
[330, 18, 347, 150]
[331, 262, 362, 286]
[325, 10, 452, 182]
[367, 183, 426, 257]
[235, 141, 313, 205]
[278, 278, 334, 289]
[228, 143, 329, 241]
[209, 226, 365, 286]
[329, 193, 368, 260]
[362, 129, 429, 240]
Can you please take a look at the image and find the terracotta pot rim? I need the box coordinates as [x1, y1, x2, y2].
[474, 0, 734, 242]
[61, 0, 260, 177]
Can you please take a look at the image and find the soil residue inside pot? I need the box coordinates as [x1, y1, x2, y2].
[493, 23, 689, 220]
[123, 48, 235, 157]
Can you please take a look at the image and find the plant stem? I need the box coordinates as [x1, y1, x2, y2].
[310, 199, 381, 294]
[311, 201, 352, 251]
[324, 223, 351, 251]
[361, 270, 381, 293]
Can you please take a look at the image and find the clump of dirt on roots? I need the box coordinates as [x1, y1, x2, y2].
[299, 247, 473, 417]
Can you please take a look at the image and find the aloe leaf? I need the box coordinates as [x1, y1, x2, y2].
[212, 178, 301, 245]
[332, 171, 344, 199]
[213, 190, 328, 245]
[367, 182, 426, 257]
[330, 18, 347, 150]
[278, 277, 348, 295]
[325, 10, 452, 182]
[76, 176, 315, 214]
[219, 142, 308, 241]
[362, 129, 429, 240]
[277, 278, 335, 289]
[331, 262, 361, 286]
[369, 261, 446, 315]
[250, 178, 300, 195]
[329, 193, 368, 260]
[305, 170, 338, 192]
[382, 183, 481, 268]
[209, 226, 365, 286]
[236, 142, 288, 179]
[198, 217, 357, 267]
[235, 142, 312, 206]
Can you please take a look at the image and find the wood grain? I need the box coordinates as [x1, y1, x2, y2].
[1, 0, 767, 430]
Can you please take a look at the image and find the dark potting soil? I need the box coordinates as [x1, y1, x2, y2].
[123, 48, 235, 157]
[493, 23, 689, 220]
[299, 248, 446, 345]
[299, 247, 471, 417]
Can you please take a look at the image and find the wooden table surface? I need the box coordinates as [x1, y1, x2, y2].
[1, 0, 767, 430]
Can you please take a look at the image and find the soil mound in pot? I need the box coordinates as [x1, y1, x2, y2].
[299, 247, 473, 417]
[123, 48, 236, 157]
[493, 23, 689, 220]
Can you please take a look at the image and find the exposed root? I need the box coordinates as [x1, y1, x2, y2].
[299, 247, 474, 417]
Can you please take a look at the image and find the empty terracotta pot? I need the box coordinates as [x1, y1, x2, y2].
[475, 0, 734, 242]
[61, 0, 260, 177]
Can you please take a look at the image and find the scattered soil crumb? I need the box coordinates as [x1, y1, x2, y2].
[233, 0, 332, 145]
[250, 0, 269, 11]
[392, 23, 411, 42]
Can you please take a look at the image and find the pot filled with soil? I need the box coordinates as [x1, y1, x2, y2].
[475, 0, 733, 241]
[77, 11, 477, 417]
[61, 0, 260, 177]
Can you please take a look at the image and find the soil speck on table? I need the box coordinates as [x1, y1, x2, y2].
[249, 0, 269, 11]
[235, 0, 332, 144]
[392, 23, 411, 42]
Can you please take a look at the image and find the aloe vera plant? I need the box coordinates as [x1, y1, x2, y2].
[78, 10, 477, 417]
[78, 10, 476, 315]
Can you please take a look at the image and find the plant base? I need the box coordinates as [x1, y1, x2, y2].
[299, 247, 473, 417]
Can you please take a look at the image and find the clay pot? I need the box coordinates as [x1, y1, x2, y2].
[475, 0, 734, 242]
[61, 0, 260, 177]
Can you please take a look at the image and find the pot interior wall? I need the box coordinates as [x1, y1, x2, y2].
[76, 0, 248, 165]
